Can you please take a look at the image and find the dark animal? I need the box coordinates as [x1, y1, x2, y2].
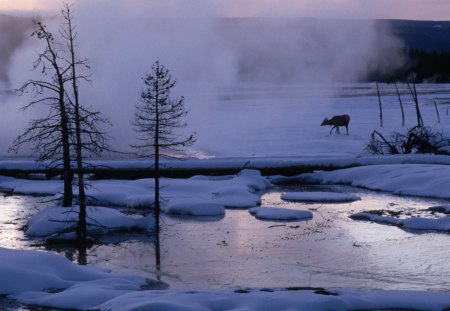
[321, 114, 350, 135]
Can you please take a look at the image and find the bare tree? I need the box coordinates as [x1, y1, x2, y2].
[11, 19, 73, 207]
[394, 82, 405, 126]
[132, 61, 195, 267]
[376, 82, 383, 127]
[61, 3, 110, 241]
[12, 3, 110, 242]
[406, 73, 424, 128]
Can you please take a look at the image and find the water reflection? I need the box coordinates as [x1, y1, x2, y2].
[0, 187, 449, 292]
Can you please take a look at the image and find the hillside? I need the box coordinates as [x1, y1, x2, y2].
[387, 19, 450, 52]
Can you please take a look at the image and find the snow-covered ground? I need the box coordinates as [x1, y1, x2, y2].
[1, 247, 449, 310]
[187, 82, 450, 158]
[1, 83, 450, 309]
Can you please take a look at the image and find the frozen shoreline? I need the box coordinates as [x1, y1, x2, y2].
[0, 163, 449, 309]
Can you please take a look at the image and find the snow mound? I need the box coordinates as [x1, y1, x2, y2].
[249, 207, 313, 221]
[162, 169, 270, 210]
[95, 288, 450, 311]
[0, 169, 271, 211]
[26, 206, 155, 237]
[281, 191, 360, 203]
[301, 164, 450, 199]
[0, 247, 146, 297]
[2, 247, 450, 310]
[351, 212, 450, 232]
[164, 202, 225, 216]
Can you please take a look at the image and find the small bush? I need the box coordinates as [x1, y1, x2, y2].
[366, 126, 450, 155]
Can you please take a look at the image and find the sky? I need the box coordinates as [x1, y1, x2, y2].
[1, 0, 450, 20]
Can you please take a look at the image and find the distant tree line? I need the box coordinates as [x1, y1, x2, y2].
[368, 48, 450, 83]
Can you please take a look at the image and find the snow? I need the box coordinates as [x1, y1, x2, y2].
[281, 191, 360, 203]
[0, 247, 146, 296]
[249, 206, 313, 221]
[351, 212, 450, 232]
[0, 247, 448, 310]
[2, 83, 450, 310]
[26, 206, 154, 237]
[97, 288, 450, 311]
[2, 154, 450, 172]
[1, 247, 448, 311]
[298, 164, 450, 199]
[0, 169, 271, 213]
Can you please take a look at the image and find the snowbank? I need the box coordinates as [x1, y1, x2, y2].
[96, 288, 450, 311]
[249, 206, 313, 221]
[162, 170, 269, 211]
[281, 191, 360, 203]
[299, 164, 450, 199]
[26, 206, 154, 237]
[0, 248, 146, 298]
[0, 169, 271, 214]
[1, 248, 449, 310]
[351, 212, 450, 232]
[3, 154, 450, 171]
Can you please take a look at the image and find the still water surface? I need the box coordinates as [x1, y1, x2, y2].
[1, 184, 449, 295]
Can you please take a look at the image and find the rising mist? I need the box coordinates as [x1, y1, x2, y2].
[2, 1, 404, 156]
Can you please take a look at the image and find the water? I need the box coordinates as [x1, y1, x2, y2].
[2, 185, 448, 296]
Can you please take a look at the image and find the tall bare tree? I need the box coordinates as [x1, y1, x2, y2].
[376, 82, 383, 127]
[407, 73, 424, 128]
[394, 82, 405, 126]
[12, 19, 73, 207]
[61, 3, 110, 241]
[12, 3, 110, 242]
[132, 61, 195, 267]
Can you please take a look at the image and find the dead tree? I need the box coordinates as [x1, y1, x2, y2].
[132, 61, 195, 268]
[62, 4, 110, 241]
[12, 4, 110, 242]
[394, 82, 405, 126]
[406, 73, 424, 128]
[376, 82, 383, 127]
[433, 99, 441, 124]
[12, 19, 73, 207]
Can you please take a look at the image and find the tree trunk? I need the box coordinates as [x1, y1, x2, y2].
[66, 6, 87, 240]
[394, 82, 405, 127]
[407, 74, 424, 128]
[154, 80, 161, 269]
[59, 81, 73, 207]
[376, 82, 383, 127]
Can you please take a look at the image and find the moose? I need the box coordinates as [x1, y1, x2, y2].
[321, 114, 350, 135]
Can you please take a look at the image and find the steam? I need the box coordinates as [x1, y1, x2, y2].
[3, 0, 404, 156]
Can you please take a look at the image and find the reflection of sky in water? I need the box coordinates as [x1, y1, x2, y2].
[0, 187, 449, 291]
[0, 195, 41, 249]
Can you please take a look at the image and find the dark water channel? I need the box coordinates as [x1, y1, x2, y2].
[0, 184, 449, 309]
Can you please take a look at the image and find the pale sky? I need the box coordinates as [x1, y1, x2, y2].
[1, 0, 450, 20]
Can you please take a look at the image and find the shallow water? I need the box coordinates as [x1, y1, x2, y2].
[2, 185, 448, 296]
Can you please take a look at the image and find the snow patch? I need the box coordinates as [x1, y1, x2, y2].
[26, 206, 154, 237]
[301, 164, 450, 199]
[0, 247, 146, 297]
[95, 288, 450, 311]
[249, 206, 313, 221]
[351, 212, 450, 232]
